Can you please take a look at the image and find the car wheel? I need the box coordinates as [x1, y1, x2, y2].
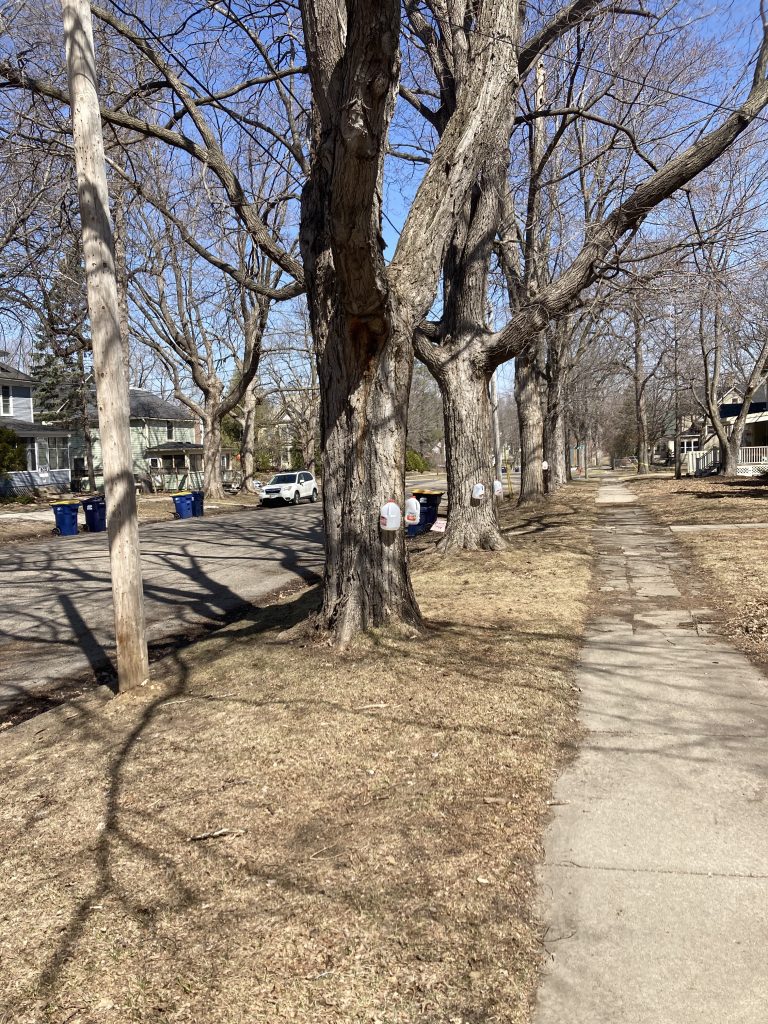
[310, 489, 318, 503]
[292, 490, 300, 505]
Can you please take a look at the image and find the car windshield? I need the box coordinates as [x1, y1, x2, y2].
[269, 474, 297, 484]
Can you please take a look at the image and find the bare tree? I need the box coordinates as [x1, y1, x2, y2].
[131, 192, 281, 498]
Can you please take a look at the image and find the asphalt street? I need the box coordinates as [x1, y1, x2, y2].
[0, 471, 516, 714]
[0, 501, 323, 713]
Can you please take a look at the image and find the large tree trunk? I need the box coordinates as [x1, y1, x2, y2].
[318, 317, 420, 644]
[721, 426, 744, 477]
[633, 311, 650, 475]
[239, 385, 258, 492]
[434, 348, 505, 551]
[561, 405, 573, 481]
[203, 405, 225, 498]
[516, 346, 546, 503]
[544, 331, 568, 492]
[635, 391, 650, 474]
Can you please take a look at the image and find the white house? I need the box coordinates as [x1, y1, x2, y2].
[0, 360, 71, 495]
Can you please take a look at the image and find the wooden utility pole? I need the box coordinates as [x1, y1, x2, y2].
[61, 0, 149, 690]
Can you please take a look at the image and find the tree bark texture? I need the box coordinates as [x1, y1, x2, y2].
[544, 326, 568, 491]
[61, 0, 148, 691]
[516, 344, 546, 503]
[414, 171, 508, 551]
[203, 404, 225, 499]
[301, 0, 420, 641]
[317, 314, 420, 643]
[301, 0, 521, 636]
[633, 313, 650, 474]
[433, 347, 506, 551]
[239, 384, 258, 492]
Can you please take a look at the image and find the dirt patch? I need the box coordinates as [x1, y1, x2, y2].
[629, 475, 768, 663]
[0, 486, 596, 1024]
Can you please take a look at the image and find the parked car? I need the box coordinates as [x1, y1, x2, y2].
[259, 471, 318, 506]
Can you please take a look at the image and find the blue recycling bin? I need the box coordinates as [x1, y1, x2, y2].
[171, 492, 194, 519]
[81, 495, 107, 533]
[51, 501, 80, 536]
[410, 490, 444, 536]
[190, 490, 205, 517]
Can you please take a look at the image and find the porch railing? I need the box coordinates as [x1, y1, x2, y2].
[693, 447, 720, 475]
[739, 446, 768, 465]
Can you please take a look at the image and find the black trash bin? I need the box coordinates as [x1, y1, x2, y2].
[190, 490, 205, 517]
[410, 490, 444, 536]
[81, 495, 107, 533]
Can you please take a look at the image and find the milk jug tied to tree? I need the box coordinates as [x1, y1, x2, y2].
[379, 501, 402, 531]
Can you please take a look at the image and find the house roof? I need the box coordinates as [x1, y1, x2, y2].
[0, 360, 34, 384]
[0, 416, 69, 438]
[128, 388, 194, 422]
[67, 387, 194, 424]
[145, 441, 204, 454]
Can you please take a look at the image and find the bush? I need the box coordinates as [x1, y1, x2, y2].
[0, 426, 26, 477]
[405, 449, 429, 473]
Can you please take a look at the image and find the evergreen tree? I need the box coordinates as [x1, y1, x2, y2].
[31, 242, 96, 490]
[0, 425, 26, 479]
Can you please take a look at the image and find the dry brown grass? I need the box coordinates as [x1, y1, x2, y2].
[0, 486, 596, 1024]
[628, 475, 768, 662]
[629, 473, 768, 526]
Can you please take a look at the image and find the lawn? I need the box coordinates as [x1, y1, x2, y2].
[629, 474, 768, 662]
[0, 485, 596, 1024]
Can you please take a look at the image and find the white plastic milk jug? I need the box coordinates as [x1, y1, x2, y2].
[471, 482, 485, 500]
[404, 497, 421, 525]
[379, 501, 402, 531]
[493, 479, 503, 497]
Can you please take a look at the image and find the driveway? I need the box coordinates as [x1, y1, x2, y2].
[0, 503, 323, 713]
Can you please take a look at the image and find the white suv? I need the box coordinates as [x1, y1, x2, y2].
[260, 471, 319, 506]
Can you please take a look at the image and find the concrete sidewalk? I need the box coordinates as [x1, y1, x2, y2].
[535, 478, 768, 1024]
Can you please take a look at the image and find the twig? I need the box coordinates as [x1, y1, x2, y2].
[188, 827, 245, 842]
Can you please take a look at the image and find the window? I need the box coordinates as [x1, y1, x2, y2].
[36, 438, 49, 469]
[26, 439, 36, 472]
[221, 453, 231, 470]
[162, 454, 186, 472]
[1, 385, 11, 416]
[73, 457, 86, 477]
[38, 437, 69, 471]
[166, 421, 174, 440]
[189, 454, 202, 472]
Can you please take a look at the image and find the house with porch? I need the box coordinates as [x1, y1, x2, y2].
[68, 388, 204, 491]
[0, 360, 71, 496]
[691, 383, 768, 476]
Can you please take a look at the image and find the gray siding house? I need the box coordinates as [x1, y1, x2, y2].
[69, 388, 202, 491]
[0, 360, 71, 496]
